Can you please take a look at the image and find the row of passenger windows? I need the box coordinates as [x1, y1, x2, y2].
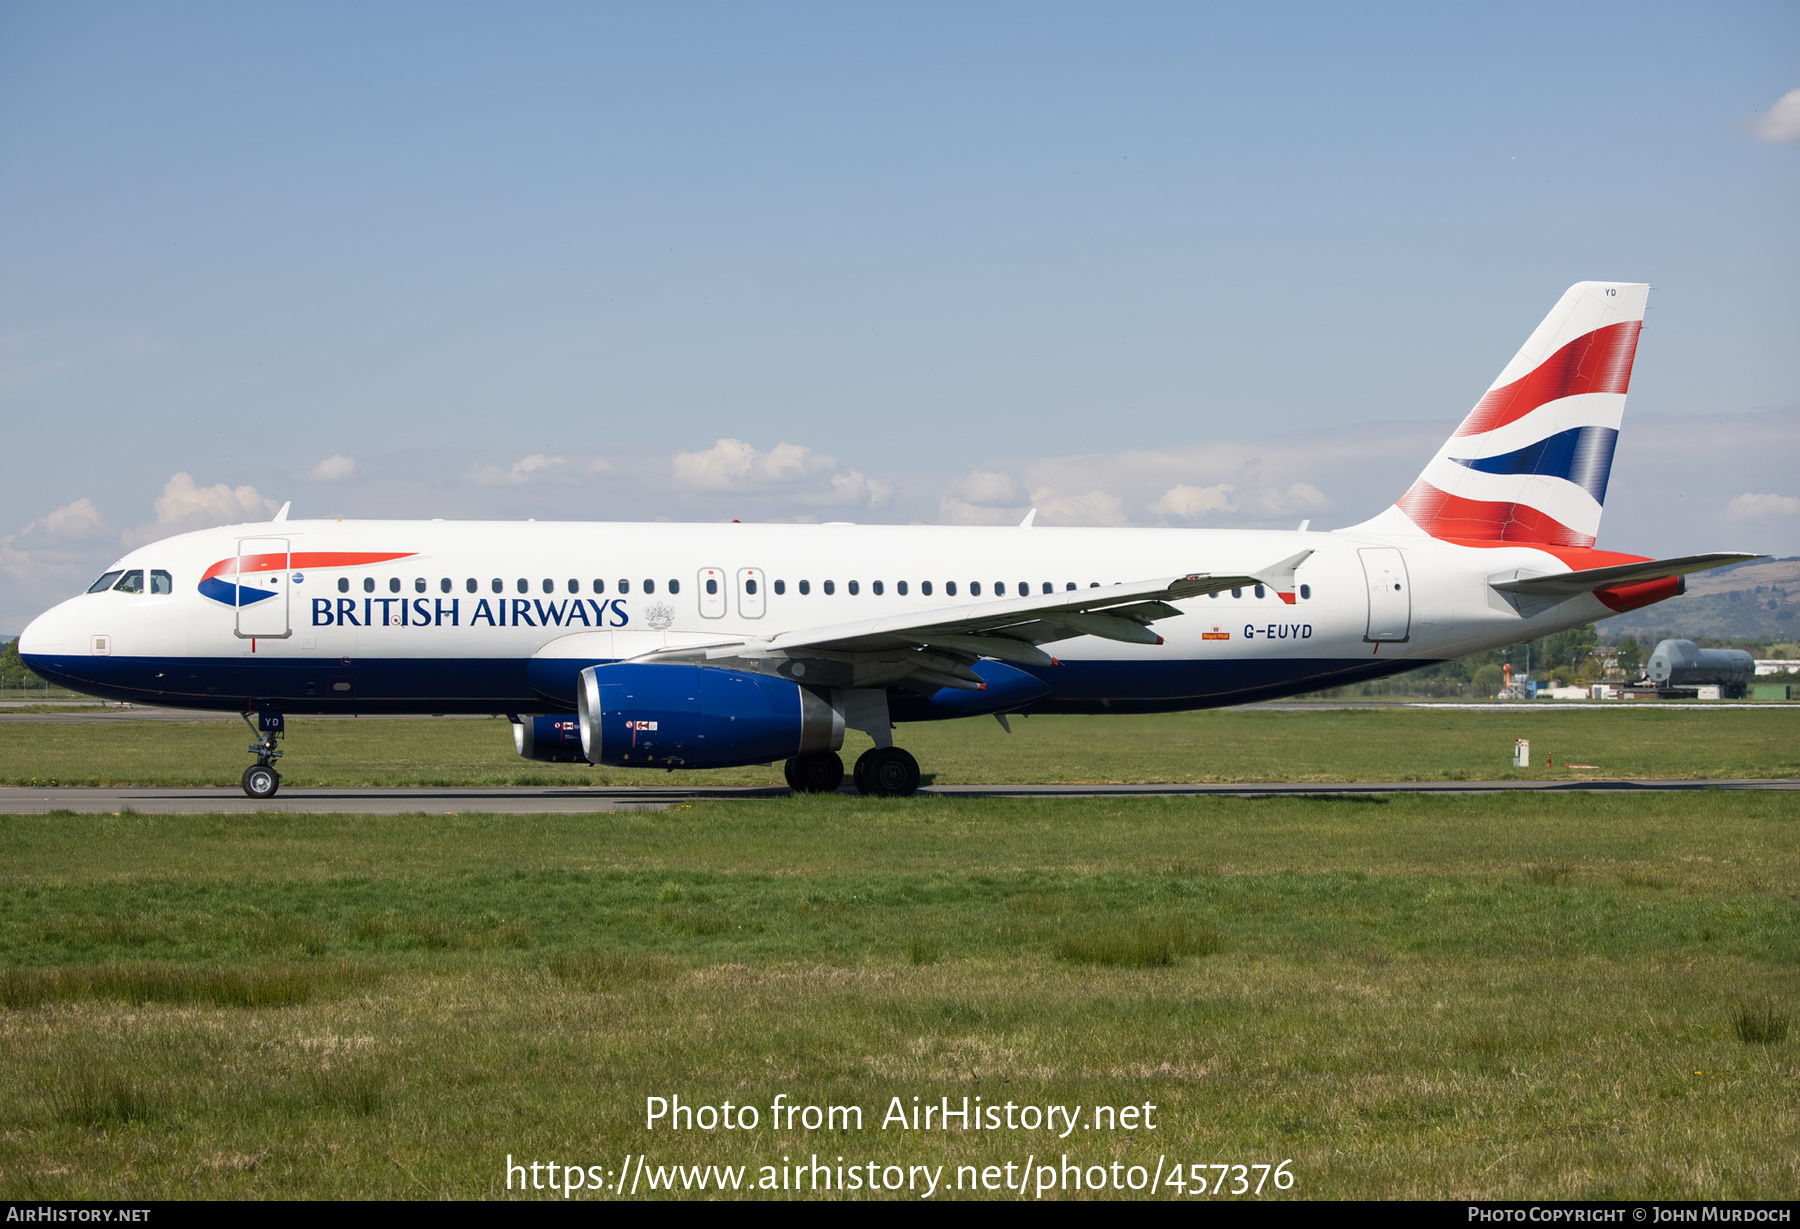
[331, 576, 1313, 601]
[87, 569, 173, 595]
[337, 576, 683, 595]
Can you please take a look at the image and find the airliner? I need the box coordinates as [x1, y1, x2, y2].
[17, 282, 1758, 798]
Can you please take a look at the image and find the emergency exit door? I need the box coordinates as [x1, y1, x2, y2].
[234, 536, 291, 639]
[1359, 547, 1410, 642]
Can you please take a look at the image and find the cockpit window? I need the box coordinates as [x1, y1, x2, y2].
[87, 571, 124, 594]
[150, 570, 173, 595]
[113, 570, 145, 594]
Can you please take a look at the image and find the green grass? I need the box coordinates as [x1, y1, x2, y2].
[0, 791, 1794, 1199]
[0, 706, 1796, 787]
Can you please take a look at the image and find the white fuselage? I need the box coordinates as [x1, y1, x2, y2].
[19, 518, 1629, 716]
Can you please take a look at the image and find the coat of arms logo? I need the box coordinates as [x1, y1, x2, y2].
[645, 601, 675, 631]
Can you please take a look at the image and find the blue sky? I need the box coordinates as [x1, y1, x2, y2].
[2, 1, 1796, 630]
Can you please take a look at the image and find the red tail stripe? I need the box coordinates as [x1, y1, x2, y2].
[201, 551, 416, 582]
[1395, 480, 1595, 548]
[1453, 321, 1640, 438]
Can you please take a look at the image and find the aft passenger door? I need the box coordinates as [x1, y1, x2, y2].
[1359, 547, 1410, 642]
[234, 536, 291, 639]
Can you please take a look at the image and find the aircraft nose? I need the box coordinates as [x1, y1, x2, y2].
[18, 605, 68, 657]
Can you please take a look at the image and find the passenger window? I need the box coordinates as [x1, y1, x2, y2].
[567, 579, 578, 594]
[542, 579, 553, 594]
[619, 580, 630, 594]
[994, 582, 1005, 596]
[593, 580, 605, 594]
[113, 570, 144, 594]
[706, 577, 718, 595]
[517, 579, 528, 594]
[847, 580, 859, 595]
[1254, 584, 1265, 599]
[970, 582, 981, 596]
[774, 579, 786, 595]
[921, 581, 932, 596]
[946, 581, 957, 597]
[872, 580, 883, 596]
[799, 580, 810, 595]
[441, 578, 452, 594]
[1066, 582, 1076, 590]
[745, 578, 758, 595]
[492, 579, 503, 594]
[1231, 588, 1242, 599]
[151, 570, 173, 595]
[823, 580, 835, 595]
[1209, 591, 1219, 599]
[366, 577, 377, 593]
[87, 571, 124, 594]
[1300, 584, 1311, 600]
[1041, 582, 1050, 595]
[668, 579, 679, 595]
[467, 578, 478, 593]
[644, 579, 656, 595]
[415, 578, 427, 593]
[388, 577, 400, 593]
[338, 577, 350, 593]
[897, 580, 908, 596]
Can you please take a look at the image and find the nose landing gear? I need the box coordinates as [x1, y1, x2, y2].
[240, 711, 284, 799]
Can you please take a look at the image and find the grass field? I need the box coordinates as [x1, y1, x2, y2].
[1, 706, 1797, 788]
[1, 788, 1795, 1200]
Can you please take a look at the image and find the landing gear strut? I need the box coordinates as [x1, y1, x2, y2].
[240, 711, 284, 799]
[853, 746, 921, 798]
[784, 750, 844, 794]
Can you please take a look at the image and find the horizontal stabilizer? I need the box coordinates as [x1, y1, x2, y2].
[1489, 552, 1763, 598]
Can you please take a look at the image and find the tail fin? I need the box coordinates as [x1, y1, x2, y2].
[1348, 281, 1649, 547]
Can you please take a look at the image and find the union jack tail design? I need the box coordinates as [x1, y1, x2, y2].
[1351, 281, 1649, 547]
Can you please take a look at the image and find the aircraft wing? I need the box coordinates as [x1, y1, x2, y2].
[1489, 552, 1763, 598]
[633, 551, 1314, 692]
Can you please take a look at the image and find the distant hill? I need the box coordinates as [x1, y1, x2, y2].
[1598, 556, 1800, 643]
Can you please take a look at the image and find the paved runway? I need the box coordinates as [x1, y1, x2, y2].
[0, 778, 1793, 814]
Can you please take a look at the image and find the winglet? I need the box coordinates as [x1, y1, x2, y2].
[1253, 549, 1315, 605]
[1019, 508, 1037, 528]
[273, 501, 291, 523]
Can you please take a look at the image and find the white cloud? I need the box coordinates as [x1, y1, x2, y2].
[0, 498, 117, 609]
[1750, 88, 1800, 143]
[1727, 492, 1800, 520]
[673, 439, 836, 490]
[671, 439, 888, 507]
[24, 497, 110, 543]
[953, 470, 1020, 505]
[1032, 488, 1128, 527]
[1151, 482, 1238, 518]
[465, 453, 611, 487]
[302, 454, 357, 482]
[122, 473, 278, 547]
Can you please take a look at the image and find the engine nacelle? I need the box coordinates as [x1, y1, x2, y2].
[575, 663, 842, 769]
[512, 715, 587, 763]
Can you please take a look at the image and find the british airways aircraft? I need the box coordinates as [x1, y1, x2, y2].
[17, 282, 1758, 798]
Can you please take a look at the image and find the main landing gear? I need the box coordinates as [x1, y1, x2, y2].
[781, 747, 922, 798]
[240, 711, 284, 800]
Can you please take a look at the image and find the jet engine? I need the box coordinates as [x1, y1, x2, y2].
[575, 663, 843, 769]
[511, 715, 587, 763]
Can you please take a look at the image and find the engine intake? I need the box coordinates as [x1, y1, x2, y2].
[576, 663, 842, 769]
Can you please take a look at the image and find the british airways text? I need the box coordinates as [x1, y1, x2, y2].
[311, 598, 630, 628]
